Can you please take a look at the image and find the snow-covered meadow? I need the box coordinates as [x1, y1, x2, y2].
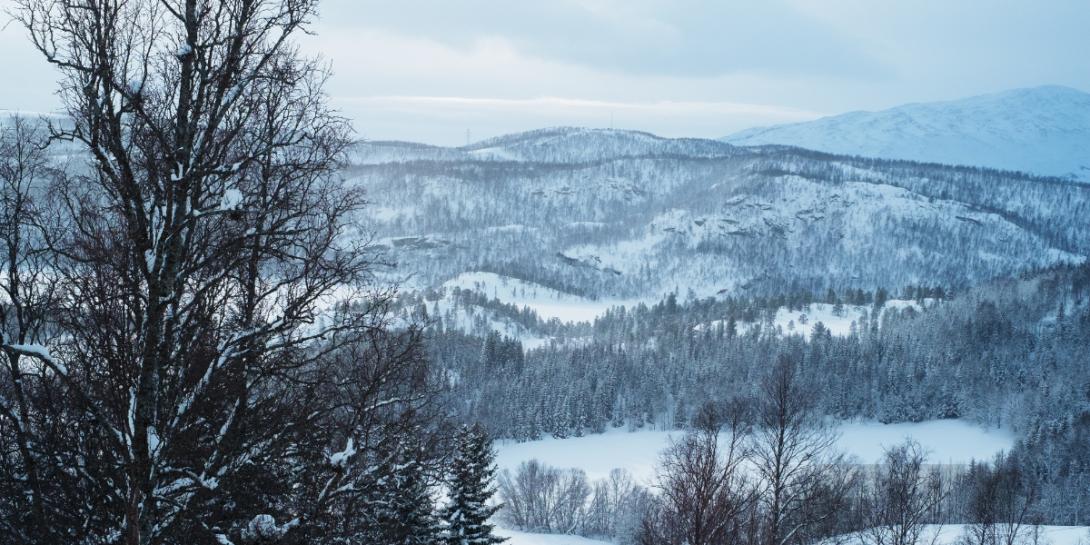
[498, 528, 613, 545]
[499, 513, 1090, 545]
[499, 525, 1090, 545]
[495, 420, 1016, 485]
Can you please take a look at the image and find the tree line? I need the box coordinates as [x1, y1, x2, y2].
[433, 264, 1090, 525]
[497, 359, 1047, 545]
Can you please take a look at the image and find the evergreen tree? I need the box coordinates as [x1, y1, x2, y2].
[443, 425, 505, 545]
[374, 445, 442, 545]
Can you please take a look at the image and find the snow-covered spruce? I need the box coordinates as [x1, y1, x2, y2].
[443, 425, 506, 545]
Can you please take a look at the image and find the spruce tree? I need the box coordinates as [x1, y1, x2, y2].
[443, 425, 505, 545]
[374, 445, 442, 545]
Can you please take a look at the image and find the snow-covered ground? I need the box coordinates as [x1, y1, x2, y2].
[697, 300, 931, 338]
[771, 300, 922, 337]
[496, 420, 1015, 485]
[499, 518, 1089, 545]
[497, 427, 673, 484]
[442, 272, 645, 323]
[497, 528, 613, 545]
[833, 525, 1090, 545]
[420, 288, 552, 350]
[834, 420, 1014, 464]
[442, 272, 933, 336]
[725, 85, 1090, 182]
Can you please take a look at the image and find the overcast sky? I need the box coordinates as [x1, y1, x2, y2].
[2, 0, 1088, 145]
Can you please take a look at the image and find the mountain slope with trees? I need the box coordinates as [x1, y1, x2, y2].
[352, 128, 1090, 302]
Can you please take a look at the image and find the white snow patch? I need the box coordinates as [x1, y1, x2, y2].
[243, 514, 299, 541]
[222, 188, 243, 209]
[468, 146, 520, 161]
[831, 525, 1090, 545]
[369, 206, 414, 222]
[497, 528, 614, 545]
[497, 427, 672, 485]
[328, 437, 356, 467]
[5, 343, 62, 372]
[485, 224, 535, 234]
[442, 272, 645, 323]
[772, 300, 927, 337]
[835, 420, 1015, 465]
[697, 300, 933, 338]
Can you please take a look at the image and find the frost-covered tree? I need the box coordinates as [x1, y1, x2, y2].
[753, 355, 852, 545]
[638, 402, 757, 545]
[443, 424, 505, 545]
[372, 444, 443, 545]
[862, 441, 946, 545]
[962, 453, 1038, 545]
[0, 115, 68, 544]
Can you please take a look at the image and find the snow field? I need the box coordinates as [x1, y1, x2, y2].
[495, 420, 1016, 486]
[442, 272, 645, 323]
[497, 528, 613, 545]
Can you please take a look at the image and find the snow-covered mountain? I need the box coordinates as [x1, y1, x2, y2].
[351, 127, 740, 165]
[461, 127, 740, 163]
[351, 127, 1090, 310]
[724, 86, 1090, 182]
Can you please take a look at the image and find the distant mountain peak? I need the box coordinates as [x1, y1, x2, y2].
[462, 126, 665, 150]
[724, 86, 1090, 181]
[352, 126, 740, 165]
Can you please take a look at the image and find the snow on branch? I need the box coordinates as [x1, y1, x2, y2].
[242, 514, 299, 541]
[328, 437, 356, 467]
[3, 343, 63, 373]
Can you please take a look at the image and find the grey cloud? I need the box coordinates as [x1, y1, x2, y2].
[316, 0, 888, 78]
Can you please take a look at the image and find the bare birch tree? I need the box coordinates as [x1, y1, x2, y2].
[753, 354, 856, 545]
[0, 115, 69, 544]
[3, 1, 438, 543]
[863, 441, 947, 545]
[639, 401, 757, 545]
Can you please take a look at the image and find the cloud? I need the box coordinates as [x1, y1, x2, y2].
[301, 0, 1090, 144]
[314, 0, 887, 79]
[0, 10, 62, 114]
[341, 95, 821, 118]
[332, 95, 823, 145]
[3, 0, 1088, 145]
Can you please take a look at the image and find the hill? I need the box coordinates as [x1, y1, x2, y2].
[724, 86, 1090, 182]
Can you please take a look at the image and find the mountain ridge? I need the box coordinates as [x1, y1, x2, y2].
[723, 85, 1090, 181]
[350, 127, 1090, 303]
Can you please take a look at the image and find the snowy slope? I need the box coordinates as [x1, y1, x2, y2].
[415, 288, 552, 350]
[348, 140, 472, 164]
[355, 125, 1090, 312]
[725, 86, 1090, 181]
[442, 272, 646, 323]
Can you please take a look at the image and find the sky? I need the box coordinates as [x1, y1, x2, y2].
[1, 0, 1088, 146]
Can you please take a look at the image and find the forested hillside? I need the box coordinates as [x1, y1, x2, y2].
[424, 265, 1090, 523]
[351, 128, 1090, 300]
